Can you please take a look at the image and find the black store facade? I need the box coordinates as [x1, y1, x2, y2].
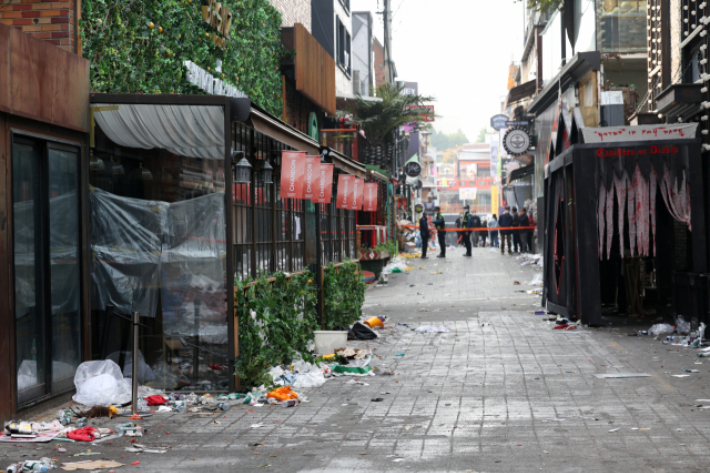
[88, 93, 366, 395]
[543, 118, 707, 326]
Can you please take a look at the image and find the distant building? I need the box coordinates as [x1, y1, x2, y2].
[269, 0, 312, 32]
[373, 38, 386, 88]
[312, 0, 353, 97]
[352, 11, 375, 96]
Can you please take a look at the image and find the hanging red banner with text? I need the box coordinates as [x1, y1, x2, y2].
[314, 163, 334, 204]
[350, 178, 365, 211]
[336, 174, 355, 209]
[279, 151, 306, 199]
[363, 182, 378, 212]
[303, 156, 321, 200]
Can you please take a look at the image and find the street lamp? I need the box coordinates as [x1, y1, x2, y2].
[257, 160, 273, 186]
[232, 151, 251, 184]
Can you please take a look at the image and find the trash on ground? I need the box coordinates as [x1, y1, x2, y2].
[672, 375, 691, 378]
[267, 386, 299, 402]
[363, 316, 384, 328]
[414, 325, 450, 333]
[60, 460, 124, 471]
[593, 373, 651, 378]
[649, 323, 674, 337]
[682, 368, 700, 373]
[371, 398, 384, 402]
[609, 428, 620, 432]
[124, 444, 168, 454]
[72, 360, 133, 407]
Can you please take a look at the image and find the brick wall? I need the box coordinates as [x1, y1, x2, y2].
[0, 0, 76, 52]
[373, 37, 385, 87]
[270, 0, 311, 33]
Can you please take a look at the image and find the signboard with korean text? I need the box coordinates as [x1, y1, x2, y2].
[459, 188, 477, 200]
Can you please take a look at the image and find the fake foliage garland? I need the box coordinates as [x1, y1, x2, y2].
[81, 0, 284, 115]
[234, 271, 318, 390]
[323, 260, 365, 329]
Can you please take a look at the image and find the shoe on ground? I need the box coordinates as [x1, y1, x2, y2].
[463, 254, 472, 257]
[421, 256, 428, 259]
[437, 254, 445, 258]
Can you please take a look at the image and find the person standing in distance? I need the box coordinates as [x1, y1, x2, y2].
[462, 205, 473, 257]
[498, 206, 513, 254]
[433, 207, 447, 258]
[511, 206, 521, 254]
[419, 211, 430, 259]
[519, 207, 530, 254]
[470, 212, 482, 248]
[488, 214, 499, 248]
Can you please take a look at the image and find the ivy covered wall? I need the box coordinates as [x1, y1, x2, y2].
[81, 0, 284, 115]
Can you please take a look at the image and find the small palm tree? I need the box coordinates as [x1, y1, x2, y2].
[346, 84, 435, 146]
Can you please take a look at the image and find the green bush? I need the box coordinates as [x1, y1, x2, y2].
[81, 0, 284, 115]
[323, 260, 365, 329]
[234, 271, 318, 390]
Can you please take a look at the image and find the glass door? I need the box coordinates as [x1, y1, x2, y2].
[12, 136, 81, 405]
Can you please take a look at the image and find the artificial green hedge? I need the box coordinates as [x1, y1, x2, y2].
[81, 0, 284, 115]
[323, 260, 365, 329]
[234, 271, 318, 389]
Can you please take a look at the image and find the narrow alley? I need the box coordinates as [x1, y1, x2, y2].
[4, 248, 710, 472]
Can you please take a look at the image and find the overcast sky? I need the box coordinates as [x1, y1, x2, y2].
[351, 0, 525, 142]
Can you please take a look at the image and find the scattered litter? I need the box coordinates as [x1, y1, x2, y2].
[124, 444, 168, 454]
[394, 354, 405, 357]
[593, 373, 651, 378]
[609, 428, 620, 432]
[414, 326, 450, 333]
[60, 460, 124, 471]
[672, 375, 691, 378]
[371, 398, 384, 402]
[251, 424, 264, 428]
[682, 368, 700, 373]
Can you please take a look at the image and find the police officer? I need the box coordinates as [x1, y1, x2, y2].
[433, 206, 446, 258]
[419, 212, 430, 259]
[462, 205, 473, 257]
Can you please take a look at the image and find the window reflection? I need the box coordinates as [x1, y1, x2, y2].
[597, 0, 647, 52]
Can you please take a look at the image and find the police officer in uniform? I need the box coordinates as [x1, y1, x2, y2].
[433, 206, 446, 258]
[462, 205, 473, 257]
[419, 211, 430, 259]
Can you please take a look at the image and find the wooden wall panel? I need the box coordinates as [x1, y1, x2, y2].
[4, 23, 89, 133]
[294, 23, 336, 116]
[0, 27, 10, 114]
[0, 114, 16, 422]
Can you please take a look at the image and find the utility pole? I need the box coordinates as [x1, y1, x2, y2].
[383, 0, 393, 84]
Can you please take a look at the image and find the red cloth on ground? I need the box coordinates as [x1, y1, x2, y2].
[67, 426, 99, 442]
[145, 395, 167, 406]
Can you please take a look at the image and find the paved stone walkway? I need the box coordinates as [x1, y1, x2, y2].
[4, 247, 710, 472]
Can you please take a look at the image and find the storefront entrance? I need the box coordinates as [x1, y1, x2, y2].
[11, 135, 83, 406]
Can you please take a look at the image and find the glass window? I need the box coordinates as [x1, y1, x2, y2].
[597, 0, 647, 53]
[13, 137, 81, 405]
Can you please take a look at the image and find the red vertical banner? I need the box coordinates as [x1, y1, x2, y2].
[279, 151, 306, 199]
[363, 182, 378, 212]
[350, 178, 364, 211]
[303, 155, 321, 200]
[314, 163, 334, 204]
[336, 174, 354, 209]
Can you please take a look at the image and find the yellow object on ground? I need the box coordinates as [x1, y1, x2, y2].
[364, 316, 384, 328]
[267, 386, 298, 402]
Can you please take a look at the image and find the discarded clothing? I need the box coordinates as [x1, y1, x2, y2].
[144, 395, 167, 406]
[67, 427, 100, 442]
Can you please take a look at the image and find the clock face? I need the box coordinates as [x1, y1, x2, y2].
[504, 128, 531, 155]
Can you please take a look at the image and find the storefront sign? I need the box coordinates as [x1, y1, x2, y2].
[336, 174, 355, 209]
[314, 163, 334, 204]
[581, 124, 698, 143]
[415, 203, 424, 213]
[506, 120, 529, 127]
[459, 188, 477, 200]
[280, 151, 306, 199]
[405, 160, 422, 177]
[183, 61, 247, 98]
[595, 145, 680, 158]
[202, 0, 233, 50]
[503, 128, 531, 156]
[303, 156, 320, 199]
[490, 114, 509, 130]
[350, 178, 364, 211]
[364, 183, 378, 212]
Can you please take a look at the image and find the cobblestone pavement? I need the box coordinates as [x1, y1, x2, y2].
[5, 247, 710, 472]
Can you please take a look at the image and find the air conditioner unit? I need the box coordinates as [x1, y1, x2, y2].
[352, 70, 361, 94]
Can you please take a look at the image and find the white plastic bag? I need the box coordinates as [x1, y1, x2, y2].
[528, 273, 543, 286]
[648, 323, 674, 337]
[72, 360, 132, 407]
[676, 316, 691, 335]
[293, 368, 326, 388]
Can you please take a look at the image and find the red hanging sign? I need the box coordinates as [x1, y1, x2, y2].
[303, 156, 321, 200]
[314, 163, 334, 204]
[363, 182, 378, 212]
[350, 178, 364, 211]
[336, 174, 355, 209]
[279, 151, 306, 199]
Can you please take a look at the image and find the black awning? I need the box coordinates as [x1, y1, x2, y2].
[505, 80, 537, 109]
[528, 52, 600, 115]
[509, 163, 535, 183]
